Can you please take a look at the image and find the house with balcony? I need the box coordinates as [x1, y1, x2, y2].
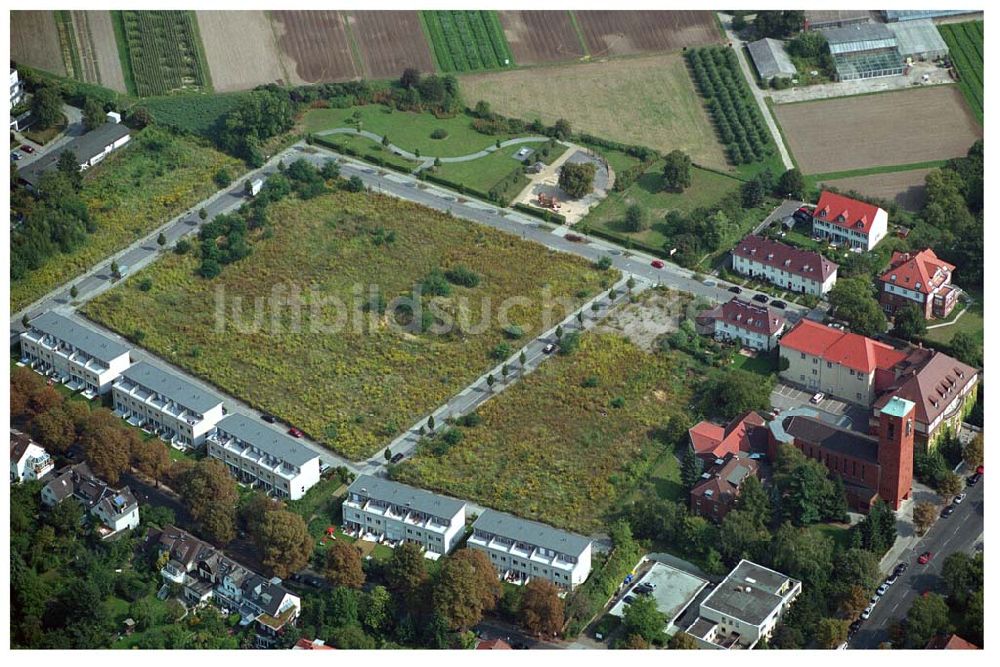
[112, 362, 224, 448]
[731, 235, 839, 296]
[685, 560, 801, 649]
[810, 191, 888, 251]
[878, 249, 959, 320]
[207, 414, 321, 500]
[19, 311, 132, 397]
[343, 475, 467, 555]
[41, 462, 140, 537]
[468, 509, 593, 590]
[10, 430, 55, 483]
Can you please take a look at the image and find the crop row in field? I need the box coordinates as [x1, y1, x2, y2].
[422, 10, 514, 72]
[117, 10, 209, 96]
[939, 21, 983, 123]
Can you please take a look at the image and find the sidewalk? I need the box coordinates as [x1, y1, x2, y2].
[879, 479, 939, 573]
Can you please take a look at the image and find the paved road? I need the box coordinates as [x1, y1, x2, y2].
[850, 469, 984, 649]
[474, 618, 564, 650]
[14, 104, 85, 167]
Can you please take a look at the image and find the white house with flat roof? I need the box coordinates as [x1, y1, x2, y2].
[20, 311, 132, 397]
[112, 362, 224, 448]
[469, 509, 593, 590]
[343, 475, 467, 555]
[685, 559, 801, 649]
[207, 414, 321, 500]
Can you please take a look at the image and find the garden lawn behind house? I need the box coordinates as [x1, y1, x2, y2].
[393, 333, 695, 532]
[85, 190, 610, 460]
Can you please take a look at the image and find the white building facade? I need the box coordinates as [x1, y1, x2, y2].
[731, 235, 838, 296]
[811, 191, 888, 251]
[10, 432, 55, 483]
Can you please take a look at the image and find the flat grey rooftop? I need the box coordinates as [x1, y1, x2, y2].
[609, 562, 708, 623]
[349, 474, 466, 520]
[119, 361, 223, 414]
[473, 509, 592, 558]
[702, 560, 797, 626]
[26, 311, 130, 363]
[19, 123, 131, 188]
[215, 414, 319, 467]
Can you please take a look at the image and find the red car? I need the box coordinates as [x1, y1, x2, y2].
[651, 260, 664, 269]
[288, 427, 304, 438]
[19, 144, 34, 154]
[918, 551, 933, 565]
[976, 465, 984, 475]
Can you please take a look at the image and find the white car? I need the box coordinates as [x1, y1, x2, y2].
[861, 605, 874, 620]
[955, 493, 967, 504]
[877, 583, 889, 596]
[810, 392, 825, 404]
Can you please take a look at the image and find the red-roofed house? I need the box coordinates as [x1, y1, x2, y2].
[731, 235, 839, 296]
[879, 248, 959, 320]
[925, 634, 979, 650]
[811, 191, 888, 251]
[779, 320, 906, 405]
[690, 453, 760, 522]
[699, 298, 787, 351]
[688, 412, 769, 461]
[293, 638, 333, 650]
[476, 638, 512, 650]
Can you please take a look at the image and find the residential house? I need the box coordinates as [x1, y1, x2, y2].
[10, 430, 55, 483]
[878, 248, 959, 320]
[768, 397, 916, 512]
[19, 122, 132, 190]
[343, 475, 467, 555]
[872, 348, 979, 451]
[293, 638, 333, 650]
[688, 411, 769, 461]
[925, 634, 979, 650]
[731, 234, 839, 296]
[699, 298, 787, 351]
[149, 525, 301, 646]
[810, 191, 888, 250]
[20, 311, 132, 397]
[112, 362, 225, 448]
[476, 638, 512, 650]
[685, 560, 801, 649]
[779, 319, 907, 405]
[41, 462, 140, 536]
[469, 509, 593, 590]
[207, 414, 321, 500]
[690, 453, 760, 523]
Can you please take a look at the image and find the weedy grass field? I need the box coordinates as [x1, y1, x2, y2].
[85, 190, 611, 460]
[394, 333, 693, 532]
[141, 91, 253, 137]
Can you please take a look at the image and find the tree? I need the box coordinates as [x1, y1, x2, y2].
[662, 150, 692, 191]
[621, 595, 666, 643]
[963, 433, 983, 468]
[699, 368, 774, 418]
[81, 409, 136, 485]
[913, 501, 938, 535]
[949, 331, 981, 367]
[623, 203, 647, 232]
[941, 552, 982, 607]
[31, 84, 63, 129]
[619, 634, 649, 649]
[400, 67, 421, 89]
[828, 278, 888, 337]
[57, 149, 83, 189]
[735, 476, 772, 526]
[82, 97, 105, 131]
[904, 593, 951, 648]
[257, 509, 313, 578]
[558, 162, 596, 198]
[776, 168, 805, 199]
[773, 444, 846, 525]
[837, 585, 869, 619]
[754, 10, 804, 38]
[680, 447, 703, 489]
[937, 471, 963, 502]
[835, 548, 882, 593]
[486, 374, 495, 391]
[323, 540, 366, 589]
[891, 303, 927, 340]
[198, 208, 208, 221]
[70, 285, 79, 299]
[385, 541, 428, 604]
[741, 174, 769, 208]
[156, 232, 167, 247]
[719, 510, 771, 565]
[770, 522, 834, 587]
[433, 548, 500, 630]
[667, 631, 698, 649]
[175, 458, 239, 543]
[427, 414, 435, 431]
[30, 404, 77, 454]
[213, 167, 232, 188]
[552, 118, 572, 140]
[519, 350, 527, 368]
[519, 579, 564, 637]
[817, 618, 849, 648]
[131, 439, 171, 485]
[362, 585, 393, 634]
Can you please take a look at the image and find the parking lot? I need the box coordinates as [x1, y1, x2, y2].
[608, 561, 708, 628]
[770, 383, 870, 431]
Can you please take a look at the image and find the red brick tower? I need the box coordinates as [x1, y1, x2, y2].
[877, 396, 916, 510]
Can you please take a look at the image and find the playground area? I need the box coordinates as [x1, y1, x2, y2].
[511, 146, 612, 225]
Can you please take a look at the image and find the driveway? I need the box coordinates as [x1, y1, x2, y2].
[770, 383, 869, 431]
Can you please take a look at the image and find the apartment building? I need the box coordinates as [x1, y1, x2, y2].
[207, 414, 321, 500]
[811, 191, 888, 251]
[469, 509, 593, 590]
[41, 462, 140, 536]
[879, 248, 959, 320]
[699, 298, 787, 351]
[343, 475, 467, 555]
[20, 311, 132, 397]
[731, 235, 839, 296]
[10, 67, 24, 109]
[686, 560, 801, 649]
[112, 362, 224, 448]
[10, 430, 55, 483]
[779, 320, 906, 405]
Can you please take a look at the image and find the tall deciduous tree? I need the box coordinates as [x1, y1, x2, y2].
[386, 541, 428, 604]
[432, 548, 500, 630]
[31, 84, 63, 129]
[519, 579, 564, 637]
[81, 409, 137, 485]
[621, 595, 666, 643]
[816, 618, 849, 648]
[662, 150, 692, 191]
[323, 540, 366, 589]
[904, 593, 952, 648]
[131, 439, 171, 485]
[776, 168, 805, 199]
[257, 509, 313, 579]
[82, 97, 105, 131]
[913, 501, 937, 535]
[828, 278, 888, 337]
[175, 458, 239, 543]
[558, 162, 596, 198]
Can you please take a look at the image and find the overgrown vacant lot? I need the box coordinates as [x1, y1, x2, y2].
[459, 53, 728, 169]
[11, 130, 243, 313]
[394, 333, 693, 533]
[85, 191, 609, 460]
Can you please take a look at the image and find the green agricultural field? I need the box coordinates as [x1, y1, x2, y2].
[11, 129, 243, 313]
[141, 91, 252, 137]
[303, 105, 530, 157]
[393, 333, 694, 533]
[939, 21, 983, 123]
[85, 190, 609, 460]
[115, 10, 210, 96]
[421, 10, 514, 73]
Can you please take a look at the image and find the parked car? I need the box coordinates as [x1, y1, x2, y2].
[771, 300, 787, 309]
[703, 279, 716, 287]
[752, 293, 769, 303]
[390, 452, 405, 464]
[918, 552, 933, 565]
[651, 259, 664, 269]
[941, 505, 955, 518]
[894, 563, 908, 576]
[966, 474, 980, 486]
[954, 493, 967, 504]
[976, 465, 984, 475]
[543, 343, 556, 354]
[261, 413, 277, 423]
[11, 151, 22, 161]
[288, 427, 305, 438]
[877, 583, 889, 596]
[870, 595, 880, 605]
[728, 285, 742, 294]
[849, 620, 862, 635]
[623, 595, 636, 605]
[633, 586, 653, 597]
[20, 144, 34, 154]
[886, 573, 898, 585]
[861, 605, 874, 620]
[793, 207, 813, 222]
[810, 392, 825, 404]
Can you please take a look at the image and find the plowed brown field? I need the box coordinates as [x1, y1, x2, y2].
[820, 169, 933, 212]
[497, 11, 586, 65]
[196, 10, 287, 92]
[574, 10, 722, 57]
[347, 11, 434, 80]
[11, 11, 66, 76]
[271, 10, 359, 84]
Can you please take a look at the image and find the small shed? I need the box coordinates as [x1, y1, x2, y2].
[123, 618, 136, 635]
[747, 38, 797, 81]
[886, 20, 950, 61]
[106, 111, 122, 124]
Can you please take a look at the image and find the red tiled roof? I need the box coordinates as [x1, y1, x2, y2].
[477, 639, 512, 650]
[813, 191, 884, 235]
[710, 298, 787, 336]
[779, 320, 906, 374]
[874, 349, 978, 426]
[880, 248, 955, 295]
[293, 638, 334, 650]
[689, 412, 768, 459]
[689, 422, 726, 457]
[732, 234, 839, 283]
[926, 634, 979, 650]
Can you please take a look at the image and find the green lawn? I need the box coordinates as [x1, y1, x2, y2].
[303, 105, 530, 157]
[923, 292, 984, 355]
[730, 350, 778, 376]
[429, 140, 568, 204]
[314, 132, 422, 173]
[809, 522, 852, 551]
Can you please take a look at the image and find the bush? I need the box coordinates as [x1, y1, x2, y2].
[503, 324, 525, 340]
[137, 277, 153, 292]
[559, 162, 596, 198]
[174, 239, 191, 254]
[444, 265, 480, 287]
[558, 331, 581, 355]
[213, 167, 232, 188]
[581, 375, 599, 388]
[456, 413, 482, 428]
[430, 128, 448, 139]
[595, 256, 613, 271]
[490, 342, 512, 360]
